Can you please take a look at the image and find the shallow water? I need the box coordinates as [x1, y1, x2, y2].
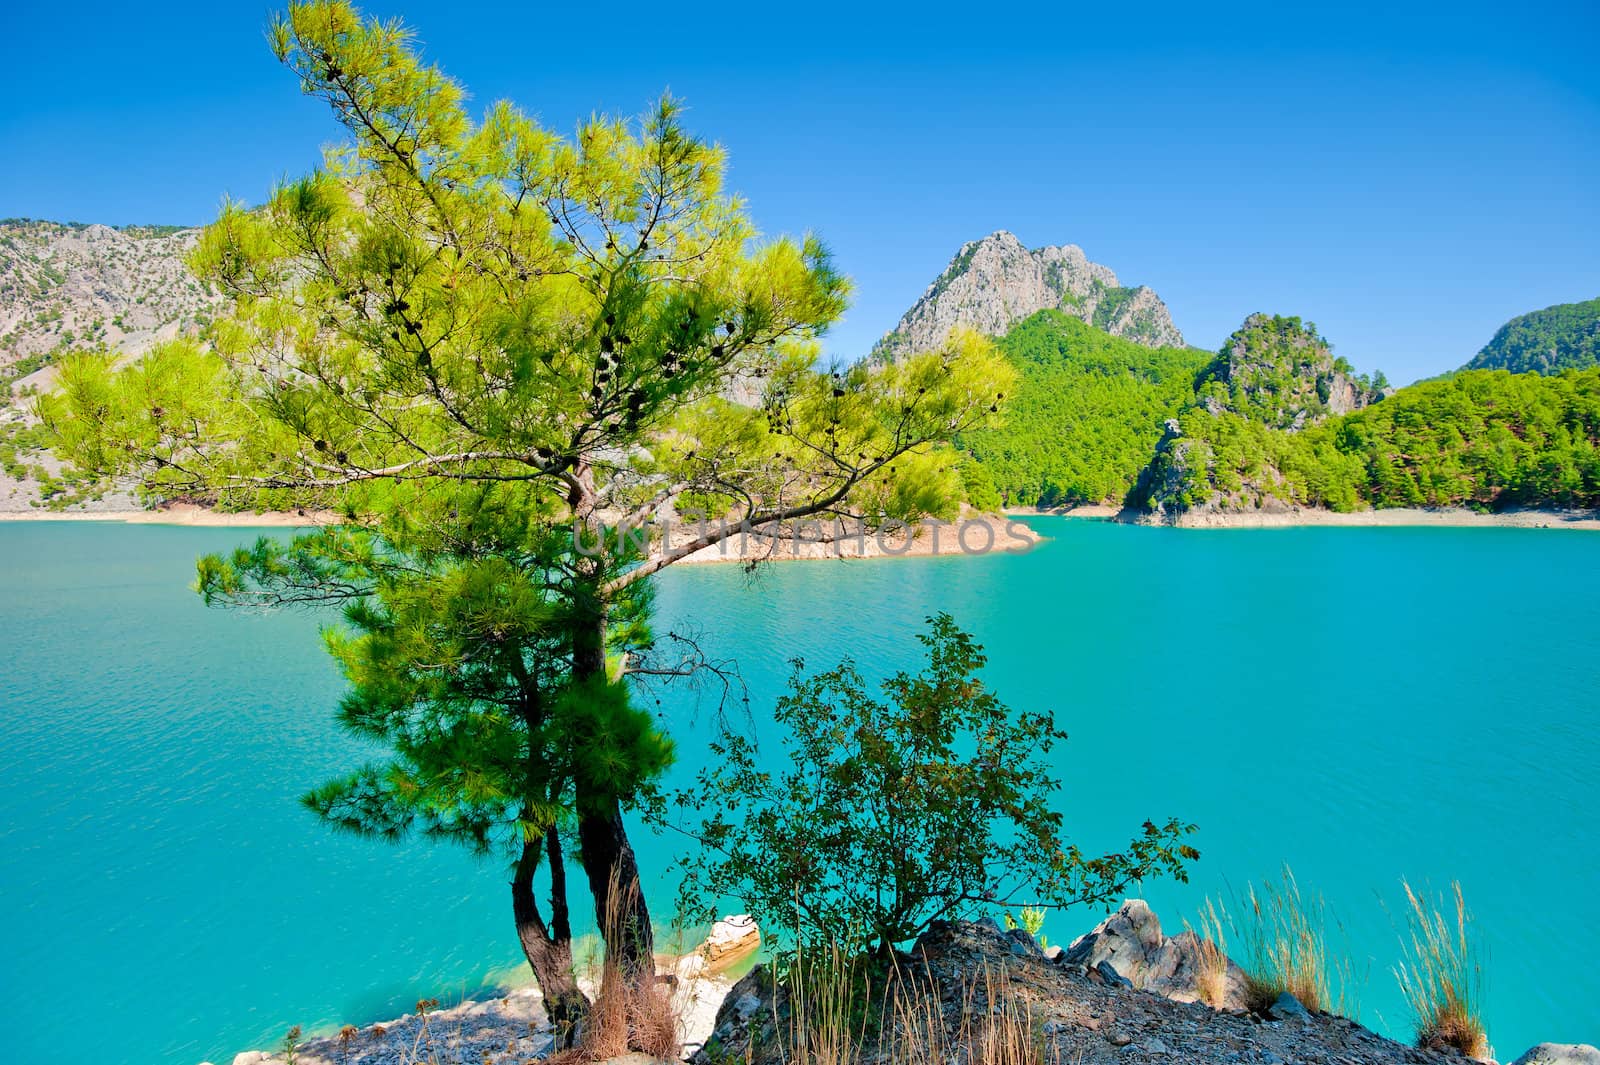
[1, 518, 1595, 1063]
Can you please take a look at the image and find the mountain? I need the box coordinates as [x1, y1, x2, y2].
[1125, 314, 1381, 517]
[1464, 297, 1600, 375]
[1194, 313, 1379, 429]
[1129, 314, 1599, 521]
[874, 231, 1185, 359]
[0, 219, 219, 387]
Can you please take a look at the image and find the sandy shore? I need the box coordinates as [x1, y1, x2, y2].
[0, 506, 1048, 559]
[1006, 502, 1600, 530]
[673, 512, 1042, 564]
[0, 504, 336, 527]
[1167, 506, 1600, 530]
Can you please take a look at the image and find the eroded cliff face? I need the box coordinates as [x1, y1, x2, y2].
[874, 231, 1184, 358]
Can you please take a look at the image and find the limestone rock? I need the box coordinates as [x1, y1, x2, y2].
[1511, 1045, 1600, 1065]
[700, 913, 761, 974]
[874, 231, 1184, 358]
[1062, 899, 1250, 1010]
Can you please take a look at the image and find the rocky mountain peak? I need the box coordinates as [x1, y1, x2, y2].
[874, 231, 1185, 358]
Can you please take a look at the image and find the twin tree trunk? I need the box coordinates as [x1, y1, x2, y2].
[571, 585, 657, 983]
[512, 827, 587, 1042]
[509, 480, 657, 1043]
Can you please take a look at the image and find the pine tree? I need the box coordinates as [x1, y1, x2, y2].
[41, 0, 1012, 1011]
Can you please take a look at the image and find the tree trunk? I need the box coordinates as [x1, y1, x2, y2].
[568, 553, 658, 986]
[512, 831, 588, 1045]
[577, 790, 656, 979]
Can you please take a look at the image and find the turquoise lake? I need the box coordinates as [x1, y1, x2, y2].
[1, 517, 1596, 1064]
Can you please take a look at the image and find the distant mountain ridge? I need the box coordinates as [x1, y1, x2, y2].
[0, 219, 218, 387]
[1464, 296, 1600, 375]
[874, 231, 1185, 358]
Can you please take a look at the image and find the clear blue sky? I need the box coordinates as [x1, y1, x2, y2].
[3, 1, 1596, 384]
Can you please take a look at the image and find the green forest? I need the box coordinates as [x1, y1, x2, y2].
[1465, 296, 1600, 375]
[961, 309, 1600, 515]
[956, 311, 1210, 506]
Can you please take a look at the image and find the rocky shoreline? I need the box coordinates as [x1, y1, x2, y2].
[215, 903, 1597, 1065]
[218, 917, 762, 1065]
[705, 904, 1598, 1065]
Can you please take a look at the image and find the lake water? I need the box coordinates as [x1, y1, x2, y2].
[1, 518, 1596, 1064]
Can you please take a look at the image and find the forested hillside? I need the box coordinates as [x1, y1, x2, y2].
[959, 309, 1600, 518]
[956, 311, 1210, 506]
[1464, 296, 1600, 375]
[1134, 320, 1600, 518]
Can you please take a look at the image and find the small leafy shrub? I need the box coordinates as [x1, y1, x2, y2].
[679, 613, 1197, 955]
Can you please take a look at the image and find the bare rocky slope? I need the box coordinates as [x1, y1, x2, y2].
[874, 231, 1185, 358]
[0, 219, 219, 388]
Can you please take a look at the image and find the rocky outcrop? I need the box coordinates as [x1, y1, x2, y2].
[1205, 313, 1378, 429]
[874, 231, 1184, 358]
[1062, 899, 1250, 1009]
[1130, 314, 1383, 522]
[1511, 1046, 1600, 1065]
[698, 911, 1482, 1065]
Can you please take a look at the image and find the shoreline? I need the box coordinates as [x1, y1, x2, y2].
[1166, 505, 1600, 530]
[0, 506, 1050, 558]
[0, 502, 337, 527]
[10, 501, 1599, 534]
[221, 917, 762, 1065]
[1007, 503, 1600, 530]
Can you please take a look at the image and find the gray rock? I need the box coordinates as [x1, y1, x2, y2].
[1004, 926, 1045, 957]
[1096, 959, 1135, 989]
[1064, 899, 1251, 1009]
[1511, 1045, 1600, 1065]
[1267, 992, 1309, 1022]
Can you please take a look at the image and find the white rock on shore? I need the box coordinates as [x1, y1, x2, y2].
[223, 916, 760, 1065]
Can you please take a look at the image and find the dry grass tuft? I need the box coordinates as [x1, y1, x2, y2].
[1185, 898, 1233, 1009]
[781, 946, 1055, 1065]
[548, 868, 683, 1065]
[1210, 865, 1359, 1017]
[1395, 880, 1489, 1060]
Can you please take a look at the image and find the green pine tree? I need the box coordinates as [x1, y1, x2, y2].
[40, 0, 1012, 1007]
